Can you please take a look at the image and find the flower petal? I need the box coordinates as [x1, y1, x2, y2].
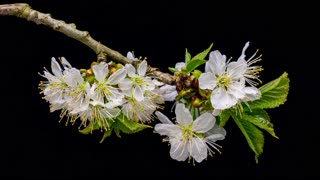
[210, 88, 237, 110]
[199, 72, 217, 90]
[242, 86, 261, 101]
[227, 81, 245, 99]
[60, 57, 72, 68]
[51, 57, 63, 78]
[175, 103, 193, 127]
[154, 124, 180, 137]
[118, 78, 132, 90]
[207, 50, 226, 75]
[125, 64, 136, 77]
[193, 113, 216, 133]
[238, 41, 250, 61]
[137, 60, 147, 77]
[155, 111, 173, 124]
[169, 136, 189, 161]
[64, 68, 83, 87]
[190, 137, 207, 163]
[175, 62, 186, 71]
[133, 86, 144, 101]
[92, 62, 109, 82]
[227, 61, 247, 79]
[206, 126, 227, 138]
[107, 68, 127, 85]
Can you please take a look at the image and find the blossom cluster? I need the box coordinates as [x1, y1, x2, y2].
[40, 42, 269, 164]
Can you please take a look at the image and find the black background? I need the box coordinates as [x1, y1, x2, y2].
[0, 0, 311, 178]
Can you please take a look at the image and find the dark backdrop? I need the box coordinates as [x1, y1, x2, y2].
[0, 0, 309, 178]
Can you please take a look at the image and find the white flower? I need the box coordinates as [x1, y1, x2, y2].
[199, 50, 247, 110]
[154, 103, 226, 163]
[127, 51, 140, 61]
[156, 84, 178, 101]
[119, 60, 155, 101]
[63, 68, 91, 113]
[91, 62, 126, 107]
[237, 42, 263, 87]
[122, 90, 160, 122]
[39, 57, 69, 112]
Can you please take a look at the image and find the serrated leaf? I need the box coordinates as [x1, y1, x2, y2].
[185, 59, 206, 74]
[185, 48, 191, 63]
[78, 121, 100, 135]
[191, 43, 213, 61]
[168, 67, 178, 73]
[232, 114, 264, 163]
[218, 110, 231, 127]
[242, 109, 278, 139]
[115, 114, 151, 135]
[248, 72, 289, 109]
[99, 128, 113, 143]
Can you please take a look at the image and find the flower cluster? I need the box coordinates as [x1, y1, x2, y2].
[39, 52, 170, 131]
[40, 42, 289, 164]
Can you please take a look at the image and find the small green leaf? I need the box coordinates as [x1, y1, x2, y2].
[86, 76, 96, 84]
[185, 59, 206, 74]
[185, 48, 192, 63]
[79, 122, 100, 135]
[168, 67, 178, 73]
[99, 128, 113, 143]
[114, 127, 121, 138]
[218, 110, 231, 127]
[191, 43, 213, 61]
[115, 114, 151, 135]
[232, 113, 264, 163]
[248, 72, 289, 109]
[242, 109, 278, 139]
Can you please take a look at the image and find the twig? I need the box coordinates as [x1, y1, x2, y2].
[0, 3, 175, 84]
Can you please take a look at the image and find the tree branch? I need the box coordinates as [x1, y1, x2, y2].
[0, 3, 175, 84]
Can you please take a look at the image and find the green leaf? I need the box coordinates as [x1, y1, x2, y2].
[191, 43, 213, 61]
[248, 72, 289, 109]
[232, 114, 264, 163]
[79, 122, 100, 135]
[185, 59, 206, 74]
[114, 127, 121, 138]
[114, 114, 151, 135]
[185, 48, 192, 63]
[99, 128, 113, 143]
[218, 110, 231, 127]
[242, 109, 278, 139]
[168, 67, 178, 73]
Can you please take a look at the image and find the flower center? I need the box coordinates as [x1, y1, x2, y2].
[180, 124, 203, 140]
[132, 75, 144, 86]
[217, 74, 230, 88]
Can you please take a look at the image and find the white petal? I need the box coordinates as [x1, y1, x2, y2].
[107, 68, 127, 85]
[193, 113, 216, 133]
[175, 103, 193, 127]
[64, 68, 83, 87]
[104, 86, 124, 101]
[206, 126, 227, 138]
[51, 57, 63, 78]
[212, 109, 221, 116]
[238, 41, 250, 61]
[169, 136, 189, 161]
[210, 88, 237, 110]
[137, 60, 147, 76]
[154, 124, 180, 137]
[159, 85, 178, 101]
[175, 62, 186, 71]
[127, 51, 135, 60]
[227, 61, 247, 79]
[242, 86, 261, 101]
[125, 64, 136, 77]
[205, 134, 225, 142]
[208, 50, 226, 75]
[133, 86, 144, 101]
[199, 72, 217, 90]
[227, 81, 245, 99]
[118, 78, 132, 90]
[190, 138, 207, 163]
[155, 111, 173, 124]
[92, 62, 109, 82]
[60, 57, 72, 68]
